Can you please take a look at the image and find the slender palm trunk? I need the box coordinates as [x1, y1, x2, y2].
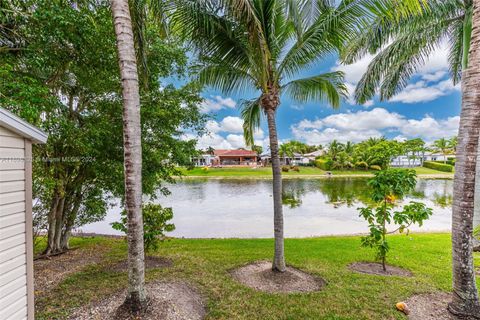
[111, 0, 146, 311]
[264, 99, 286, 272]
[449, 1, 480, 316]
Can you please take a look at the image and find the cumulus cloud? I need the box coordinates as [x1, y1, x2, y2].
[291, 108, 459, 145]
[186, 116, 266, 150]
[389, 79, 460, 104]
[200, 95, 237, 113]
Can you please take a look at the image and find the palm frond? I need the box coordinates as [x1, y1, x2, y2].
[196, 63, 257, 95]
[240, 97, 261, 147]
[282, 71, 347, 108]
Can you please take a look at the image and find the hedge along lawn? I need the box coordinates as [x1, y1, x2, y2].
[178, 166, 452, 178]
[35, 233, 479, 320]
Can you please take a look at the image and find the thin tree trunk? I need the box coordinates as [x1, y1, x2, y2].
[449, 1, 480, 316]
[265, 108, 286, 272]
[111, 0, 146, 311]
[45, 193, 60, 255]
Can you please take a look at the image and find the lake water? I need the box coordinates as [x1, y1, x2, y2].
[81, 178, 453, 238]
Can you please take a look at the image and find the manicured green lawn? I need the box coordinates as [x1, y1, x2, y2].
[35, 234, 479, 320]
[179, 166, 452, 178]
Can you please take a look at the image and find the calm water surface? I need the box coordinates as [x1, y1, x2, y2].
[81, 178, 453, 238]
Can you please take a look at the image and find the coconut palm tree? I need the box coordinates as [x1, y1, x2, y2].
[433, 138, 453, 164]
[449, 1, 480, 316]
[343, 0, 480, 317]
[111, 0, 146, 311]
[170, 0, 383, 271]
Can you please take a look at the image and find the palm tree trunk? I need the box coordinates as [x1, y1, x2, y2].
[474, 151, 480, 252]
[449, 1, 480, 316]
[265, 107, 286, 272]
[111, 0, 146, 311]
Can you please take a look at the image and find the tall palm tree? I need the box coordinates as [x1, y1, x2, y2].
[450, 1, 480, 316]
[111, 0, 146, 311]
[328, 140, 345, 161]
[344, 0, 480, 317]
[433, 138, 453, 164]
[170, 0, 379, 271]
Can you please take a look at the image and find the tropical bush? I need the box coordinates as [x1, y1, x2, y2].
[112, 203, 175, 252]
[358, 169, 433, 270]
[282, 166, 290, 172]
[315, 158, 333, 170]
[355, 161, 369, 170]
[423, 161, 454, 172]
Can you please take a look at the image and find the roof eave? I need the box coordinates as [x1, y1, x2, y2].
[0, 107, 48, 144]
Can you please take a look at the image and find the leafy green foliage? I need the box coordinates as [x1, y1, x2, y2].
[423, 161, 454, 172]
[1, 0, 204, 251]
[112, 204, 175, 252]
[358, 169, 433, 269]
[315, 158, 333, 170]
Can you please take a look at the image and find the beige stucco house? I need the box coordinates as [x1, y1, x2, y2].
[0, 107, 47, 320]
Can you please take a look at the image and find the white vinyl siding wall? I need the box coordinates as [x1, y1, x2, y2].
[0, 126, 28, 320]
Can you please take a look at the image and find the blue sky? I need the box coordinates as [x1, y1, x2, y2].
[185, 44, 461, 151]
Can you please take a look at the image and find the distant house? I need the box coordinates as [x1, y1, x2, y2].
[304, 149, 325, 162]
[390, 151, 455, 167]
[191, 154, 216, 167]
[192, 149, 259, 167]
[212, 149, 258, 166]
[260, 152, 311, 166]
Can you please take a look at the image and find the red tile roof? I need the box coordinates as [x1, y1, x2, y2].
[213, 149, 258, 157]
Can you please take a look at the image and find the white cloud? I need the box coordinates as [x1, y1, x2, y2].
[291, 108, 460, 145]
[322, 108, 404, 130]
[401, 116, 460, 141]
[390, 79, 460, 104]
[291, 104, 304, 110]
[219, 116, 244, 133]
[187, 116, 266, 150]
[200, 95, 237, 113]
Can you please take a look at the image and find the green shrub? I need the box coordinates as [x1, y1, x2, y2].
[111, 203, 175, 252]
[369, 165, 382, 171]
[315, 158, 333, 170]
[355, 161, 369, 170]
[281, 166, 290, 172]
[423, 161, 453, 172]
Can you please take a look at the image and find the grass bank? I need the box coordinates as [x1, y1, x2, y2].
[35, 233, 479, 319]
[179, 166, 453, 179]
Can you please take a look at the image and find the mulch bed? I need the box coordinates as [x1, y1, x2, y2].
[348, 262, 412, 277]
[68, 281, 206, 320]
[230, 261, 325, 293]
[34, 243, 109, 295]
[110, 256, 173, 272]
[404, 293, 456, 320]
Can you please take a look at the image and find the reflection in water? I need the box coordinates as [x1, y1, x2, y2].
[82, 178, 453, 238]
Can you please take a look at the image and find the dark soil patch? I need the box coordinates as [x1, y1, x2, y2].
[34, 243, 108, 295]
[349, 262, 412, 277]
[68, 281, 205, 320]
[230, 261, 325, 293]
[111, 256, 172, 272]
[404, 292, 456, 320]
